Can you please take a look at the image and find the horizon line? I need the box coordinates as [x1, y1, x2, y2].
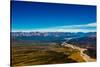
[11, 30, 96, 33]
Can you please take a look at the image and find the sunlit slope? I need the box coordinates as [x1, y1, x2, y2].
[12, 43, 96, 66]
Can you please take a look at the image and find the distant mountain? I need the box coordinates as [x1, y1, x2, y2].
[11, 32, 96, 43]
[11, 32, 96, 37]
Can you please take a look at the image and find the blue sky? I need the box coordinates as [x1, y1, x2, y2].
[11, 1, 96, 32]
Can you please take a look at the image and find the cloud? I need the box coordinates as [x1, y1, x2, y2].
[34, 22, 96, 32]
[54, 22, 96, 29]
[13, 22, 96, 32]
[31, 28, 96, 32]
[85, 23, 96, 27]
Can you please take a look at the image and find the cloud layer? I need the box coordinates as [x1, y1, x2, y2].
[13, 23, 96, 32]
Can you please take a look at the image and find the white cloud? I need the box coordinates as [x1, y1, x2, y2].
[12, 22, 96, 32]
[86, 23, 96, 27]
[55, 22, 96, 29]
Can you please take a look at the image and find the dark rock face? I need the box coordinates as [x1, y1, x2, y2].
[67, 36, 96, 48]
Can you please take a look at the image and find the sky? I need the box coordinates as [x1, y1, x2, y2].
[11, 1, 96, 32]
